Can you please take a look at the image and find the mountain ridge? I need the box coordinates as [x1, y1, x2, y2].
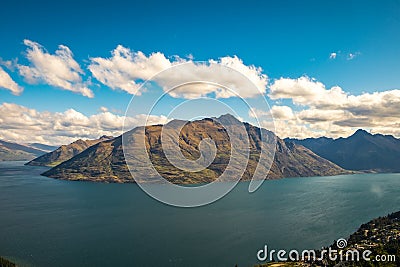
[26, 135, 114, 167]
[42, 115, 349, 184]
[286, 129, 400, 172]
[26, 143, 59, 152]
[0, 140, 47, 161]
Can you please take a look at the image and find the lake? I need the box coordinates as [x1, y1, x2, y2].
[0, 161, 399, 267]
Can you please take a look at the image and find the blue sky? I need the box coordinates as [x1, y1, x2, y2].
[1, 0, 400, 144]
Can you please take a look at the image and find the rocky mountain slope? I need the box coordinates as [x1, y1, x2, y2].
[286, 129, 400, 172]
[26, 136, 113, 167]
[42, 115, 348, 184]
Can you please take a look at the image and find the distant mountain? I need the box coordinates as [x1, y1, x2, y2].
[26, 135, 114, 167]
[286, 129, 400, 172]
[0, 140, 47, 161]
[27, 143, 59, 152]
[42, 115, 348, 183]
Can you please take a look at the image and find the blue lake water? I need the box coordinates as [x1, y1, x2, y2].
[0, 161, 400, 267]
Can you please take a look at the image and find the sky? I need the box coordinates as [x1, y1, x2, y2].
[0, 0, 400, 145]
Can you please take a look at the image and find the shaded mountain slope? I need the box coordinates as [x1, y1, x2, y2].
[287, 129, 400, 172]
[0, 140, 46, 161]
[27, 143, 59, 152]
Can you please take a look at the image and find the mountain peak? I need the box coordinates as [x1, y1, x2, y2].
[26, 137, 113, 167]
[351, 129, 371, 137]
[290, 128, 400, 172]
[99, 135, 113, 140]
[215, 114, 242, 125]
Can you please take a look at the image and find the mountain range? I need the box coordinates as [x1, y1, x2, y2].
[41, 114, 348, 184]
[4, 114, 399, 183]
[286, 129, 400, 172]
[0, 140, 49, 161]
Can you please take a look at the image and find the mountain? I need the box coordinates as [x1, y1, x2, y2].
[42, 115, 348, 183]
[286, 129, 400, 172]
[27, 143, 59, 152]
[0, 140, 47, 161]
[26, 135, 114, 167]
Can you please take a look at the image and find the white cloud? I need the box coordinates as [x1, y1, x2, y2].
[249, 107, 270, 118]
[267, 76, 400, 138]
[0, 58, 16, 70]
[249, 106, 294, 120]
[347, 52, 361, 60]
[0, 66, 23, 95]
[2, 42, 397, 139]
[88, 46, 268, 98]
[0, 103, 169, 145]
[270, 105, 295, 120]
[18, 40, 93, 98]
[159, 56, 267, 99]
[329, 52, 337, 59]
[270, 76, 348, 107]
[99, 106, 108, 112]
[88, 46, 172, 95]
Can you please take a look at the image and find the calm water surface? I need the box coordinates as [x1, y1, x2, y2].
[0, 161, 399, 267]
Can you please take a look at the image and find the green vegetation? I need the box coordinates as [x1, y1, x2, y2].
[0, 256, 16, 267]
[251, 211, 400, 267]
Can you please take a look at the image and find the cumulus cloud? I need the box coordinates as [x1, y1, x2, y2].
[270, 106, 295, 120]
[1, 42, 397, 139]
[250, 106, 294, 120]
[88, 46, 172, 95]
[18, 40, 93, 98]
[0, 103, 169, 145]
[270, 76, 348, 108]
[267, 76, 400, 138]
[0, 66, 23, 95]
[88, 46, 268, 98]
[157, 56, 267, 99]
[270, 76, 400, 116]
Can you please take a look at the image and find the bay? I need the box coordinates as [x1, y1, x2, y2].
[0, 161, 399, 267]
